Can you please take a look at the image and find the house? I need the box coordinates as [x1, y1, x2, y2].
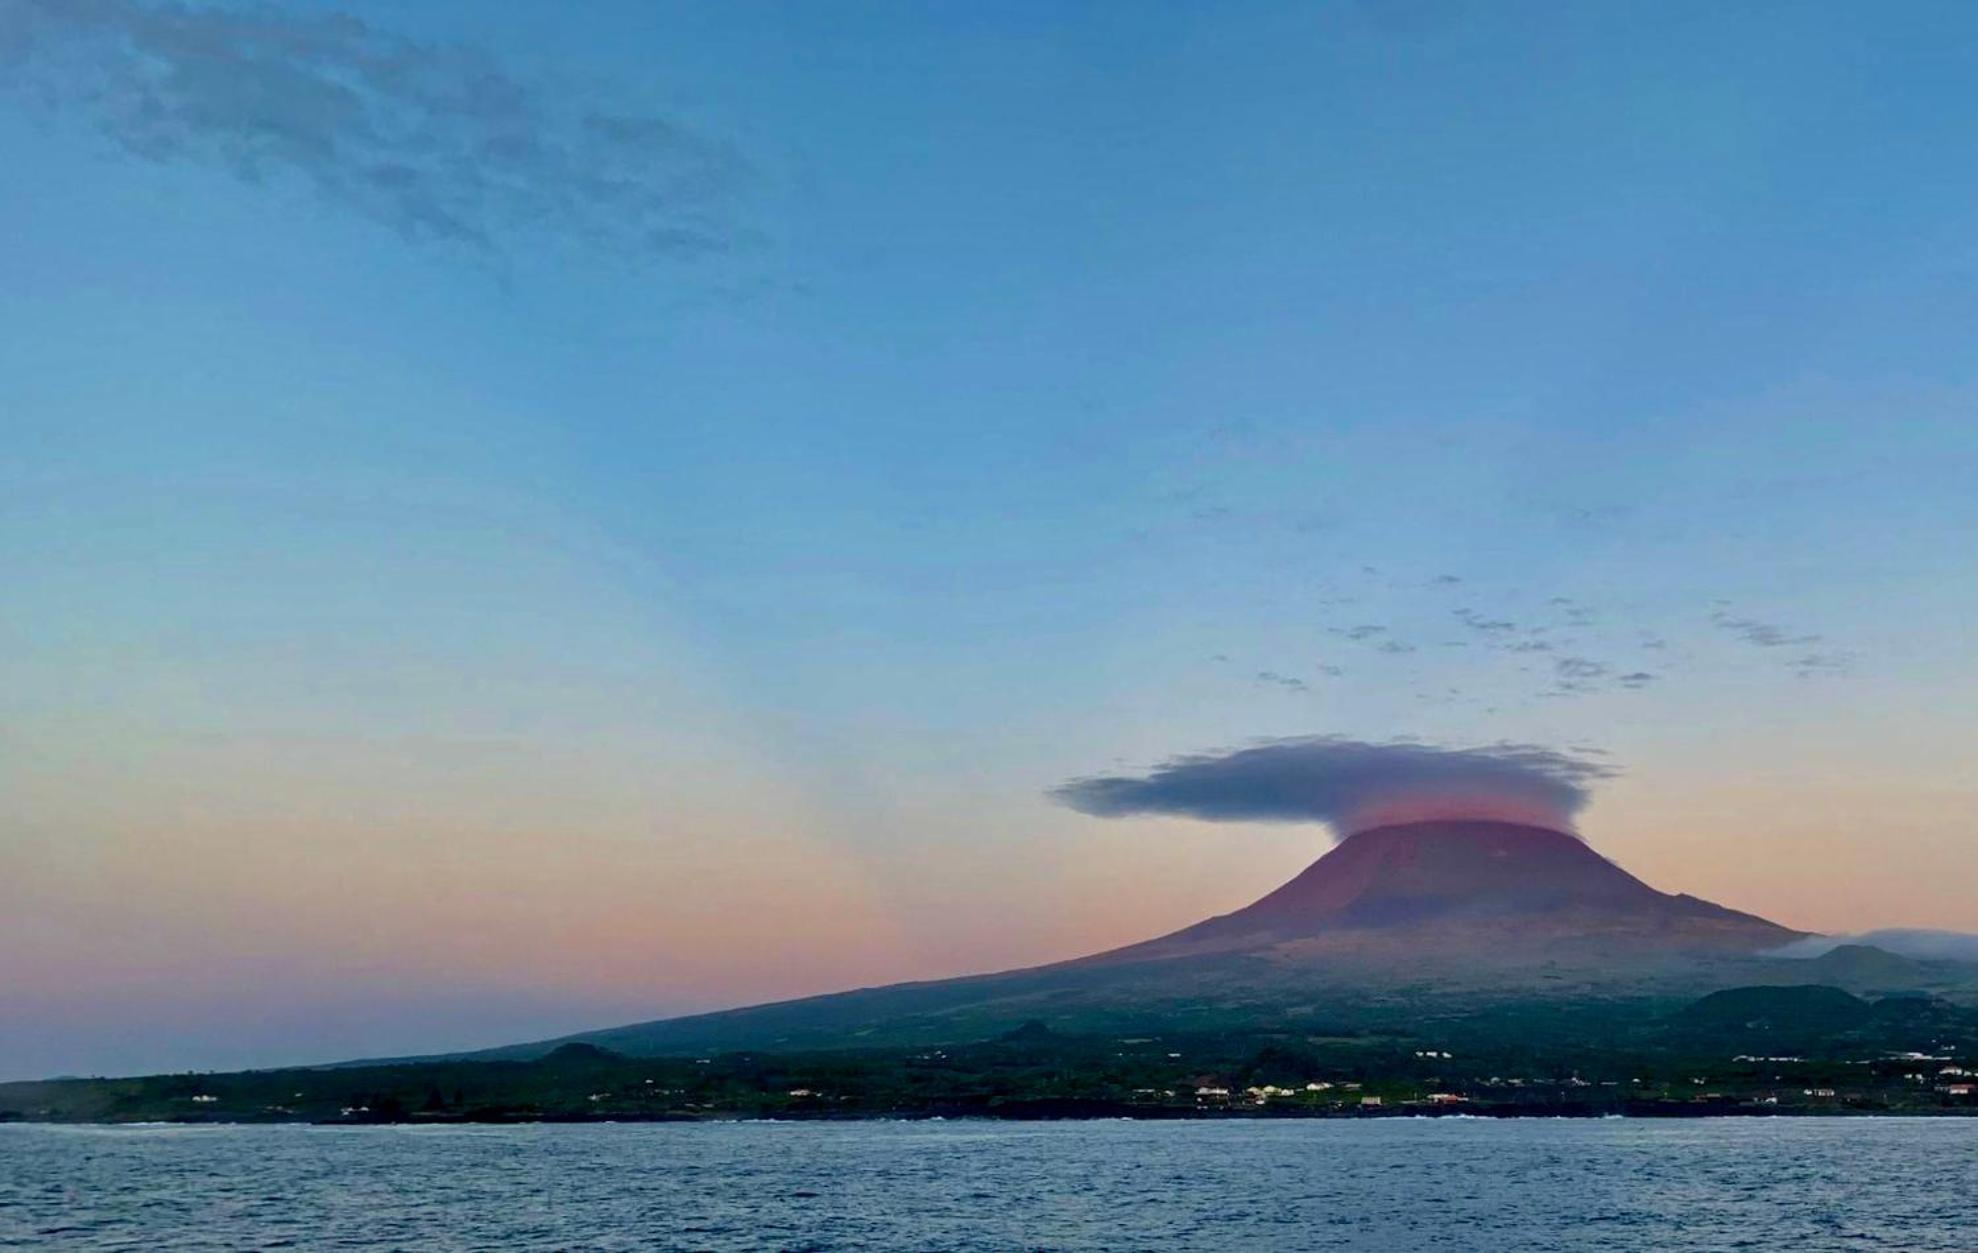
[1427, 1093, 1467, 1105]
[1938, 1083, 1975, 1097]
[1360, 1096, 1383, 1108]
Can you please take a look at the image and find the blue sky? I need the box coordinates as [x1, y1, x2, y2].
[3, 0, 1977, 1077]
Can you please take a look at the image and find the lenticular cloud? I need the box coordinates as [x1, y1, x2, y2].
[1051, 736, 1616, 840]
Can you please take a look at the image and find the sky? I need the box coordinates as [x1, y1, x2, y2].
[3, 0, 1977, 1079]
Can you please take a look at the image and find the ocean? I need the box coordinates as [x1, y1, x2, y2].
[2, 1117, 1971, 1250]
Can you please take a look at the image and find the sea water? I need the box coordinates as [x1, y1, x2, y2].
[2, 1117, 1971, 1250]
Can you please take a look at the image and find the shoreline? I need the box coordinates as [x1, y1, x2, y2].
[9, 1105, 1977, 1127]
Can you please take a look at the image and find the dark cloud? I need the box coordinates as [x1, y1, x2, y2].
[1, 0, 754, 261]
[1321, 622, 1417, 657]
[1549, 655, 1610, 696]
[1255, 670, 1309, 693]
[1710, 610, 1819, 649]
[1331, 624, 1387, 641]
[1051, 735, 1616, 840]
[1789, 652, 1852, 679]
[1542, 596, 1594, 626]
[1453, 609, 1517, 633]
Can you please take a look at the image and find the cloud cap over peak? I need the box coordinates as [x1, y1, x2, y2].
[1052, 736, 1616, 840]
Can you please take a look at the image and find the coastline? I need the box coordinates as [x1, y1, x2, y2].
[9, 1103, 1977, 1127]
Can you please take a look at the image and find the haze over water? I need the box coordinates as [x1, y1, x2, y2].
[4, 1119, 1972, 1251]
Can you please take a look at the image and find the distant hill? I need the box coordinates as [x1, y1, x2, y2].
[1662, 983, 1978, 1056]
[415, 821, 1823, 1063]
[1675, 984, 1871, 1033]
[1774, 929, 1978, 965]
[1800, 944, 1930, 987]
[538, 1042, 625, 1066]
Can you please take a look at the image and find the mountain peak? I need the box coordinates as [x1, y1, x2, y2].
[1110, 819, 1798, 958]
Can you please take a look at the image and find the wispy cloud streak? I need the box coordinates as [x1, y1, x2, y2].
[0, 0, 754, 260]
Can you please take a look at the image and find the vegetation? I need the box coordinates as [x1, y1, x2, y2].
[5, 986, 1975, 1124]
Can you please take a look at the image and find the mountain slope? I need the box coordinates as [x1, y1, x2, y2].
[434, 821, 1808, 1062]
[1094, 820, 1796, 962]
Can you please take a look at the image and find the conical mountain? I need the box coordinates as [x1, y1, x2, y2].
[435, 821, 1806, 1062]
[1090, 820, 1796, 961]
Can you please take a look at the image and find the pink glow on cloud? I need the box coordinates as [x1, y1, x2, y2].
[1338, 790, 1581, 837]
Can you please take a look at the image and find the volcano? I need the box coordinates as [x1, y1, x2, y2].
[1093, 820, 1796, 962]
[444, 821, 1808, 1061]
